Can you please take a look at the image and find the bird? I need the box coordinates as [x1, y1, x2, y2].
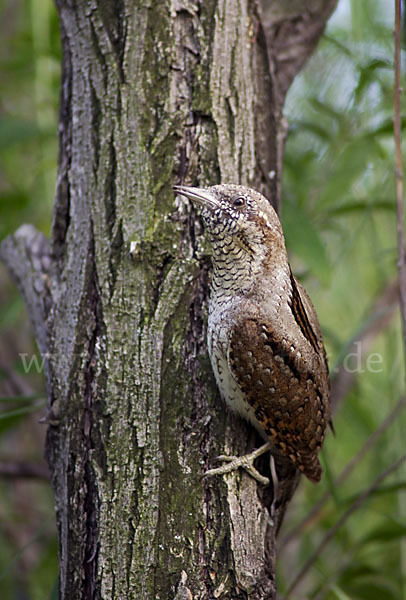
[174, 183, 331, 485]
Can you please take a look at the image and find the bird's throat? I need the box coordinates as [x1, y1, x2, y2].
[210, 243, 266, 302]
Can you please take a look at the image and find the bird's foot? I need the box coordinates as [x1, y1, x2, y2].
[204, 442, 272, 486]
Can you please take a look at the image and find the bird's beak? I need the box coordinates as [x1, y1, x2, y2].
[173, 185, 220, 210]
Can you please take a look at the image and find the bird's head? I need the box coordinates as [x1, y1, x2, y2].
[174, 183, 289, 295]
[174, 183, 286, 265]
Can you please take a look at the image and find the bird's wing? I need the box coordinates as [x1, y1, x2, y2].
[289, 270, 329, 375]
[228, 315, 328, 482]
[290, 271, 333, 431]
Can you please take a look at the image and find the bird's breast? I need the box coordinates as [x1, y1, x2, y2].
[207, 301, 266, 436]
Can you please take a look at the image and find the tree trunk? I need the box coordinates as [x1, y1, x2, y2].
[0, 1, 337, 598]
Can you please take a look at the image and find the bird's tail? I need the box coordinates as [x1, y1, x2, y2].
[298, 453, 323, 483]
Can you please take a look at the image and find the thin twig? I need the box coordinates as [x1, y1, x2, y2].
[0, 361, 35, 397]
[312, 537, 365, 600]
[279, 395, 406, 550]
[330, 279, 399, 412]
[283, 454, 406, 599]
[0, 461, 49, 480]
[394, 0, 406, 362]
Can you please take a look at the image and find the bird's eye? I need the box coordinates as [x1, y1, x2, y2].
[232, 196, 245, 208]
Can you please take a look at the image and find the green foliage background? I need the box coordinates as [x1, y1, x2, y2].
[0, 0, 60, 598]
[279, 2, 405, 599]
[0, 0, 404, 598]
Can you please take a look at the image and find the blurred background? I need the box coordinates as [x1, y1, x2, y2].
[0, 0, 59, 598]
[0, 0, 404, 598]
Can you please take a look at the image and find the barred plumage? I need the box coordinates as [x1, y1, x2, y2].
[174, 184, 330, 483]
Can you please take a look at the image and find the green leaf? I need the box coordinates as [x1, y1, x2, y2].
[0, 401, 46, 436]
[0, 402, 45, 420]
[328, 199, 394, 216]
[343, 482, 406, 505]
[308, 97, 344, 123]
[367, 482, 406, 495]
[330, 585, 354, 600]
[289, 119, 333, 141]
[0, 394, 45, 403]
[341, 563, 379, 582]
[365, 115, 406, 137]
[344, 581, 399, 600]
[323, 34, 354, 58]
[355, 59, 392, 102]
[319, 138, 378, 208]
[283, 201, 331, 286]
[361, 521, 406, 544]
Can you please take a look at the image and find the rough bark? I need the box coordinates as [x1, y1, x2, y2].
[0, 1, 337, 598]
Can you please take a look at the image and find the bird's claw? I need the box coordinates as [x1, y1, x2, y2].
[204, 443, 271, 486]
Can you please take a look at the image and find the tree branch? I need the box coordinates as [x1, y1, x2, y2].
[394, 0, 406, 363]
[0, 225, 52, 360]
[284, 454, 406, 599]
[260, 0, 339, 108]
[330, 279, 399, 412]
[0, 461, 50, 480]
[279, 395, 406, 550]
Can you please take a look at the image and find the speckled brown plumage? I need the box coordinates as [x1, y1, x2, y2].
[174, 183, 331, 483]
[229, 316, 327, 482]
